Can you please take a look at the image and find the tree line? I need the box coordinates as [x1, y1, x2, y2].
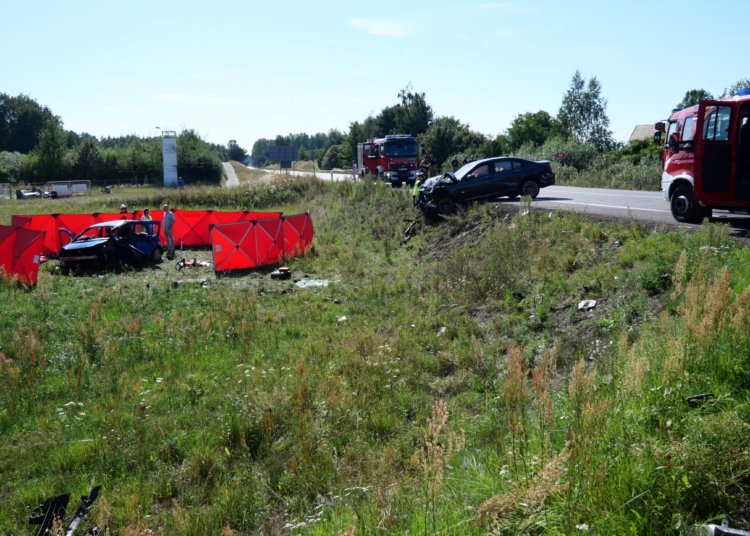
[251, 73, 750, 176]
[0, 93, 251, 186]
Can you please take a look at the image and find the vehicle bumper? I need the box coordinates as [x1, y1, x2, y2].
[59, 255, 99, 261]
[540, 172, 555, 187]
[386, 170, 417, 184]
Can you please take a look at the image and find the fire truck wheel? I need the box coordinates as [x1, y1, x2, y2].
[436, 196, 456, 216]
[670, 185, 706, 223]
[391, 181, 402, 188]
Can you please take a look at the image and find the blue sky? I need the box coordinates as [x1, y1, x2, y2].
[2, 0, 748, 149]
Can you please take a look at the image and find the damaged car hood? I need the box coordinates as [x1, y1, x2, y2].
[62, 238, 110, 251]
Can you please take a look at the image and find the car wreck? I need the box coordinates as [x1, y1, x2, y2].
[58, 219, 163, 271]
[416, 157, 556, 215]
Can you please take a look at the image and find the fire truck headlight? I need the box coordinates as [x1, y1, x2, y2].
[385, 172, 392, 180]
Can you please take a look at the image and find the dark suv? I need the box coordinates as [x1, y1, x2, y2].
[417, 157, 555, 215]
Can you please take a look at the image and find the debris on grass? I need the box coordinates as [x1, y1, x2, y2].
[295, 279, 331, 288]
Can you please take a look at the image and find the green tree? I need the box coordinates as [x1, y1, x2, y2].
[419, 117, 486, 166]
[298, 147, 309, 161]
[227, 140, 248, 162]
[0, 93, 55, 154]
[506, 111, 567, 151]
[677, 89, 713, 108]
[32, 118, 70, 182]
[393, 85, 433, 136]
[251, 138, 271, 167]
[477, 134, 511, 159]
[558, 71, 615, 151]
[321, 144, 343, 170]
[72, 138, 102, 181]
[721, 78, 750, 98]
[177, 129, 223, 184]
[0, 151, 25, 183]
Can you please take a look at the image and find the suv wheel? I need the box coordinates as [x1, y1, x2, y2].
[436, 196, 456, 215]
[151, 246, 163, 263]
[519, 178, 540, 199]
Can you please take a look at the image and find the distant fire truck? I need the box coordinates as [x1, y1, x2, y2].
[357, 135, 421, 187]
[658, 88, 750, 223]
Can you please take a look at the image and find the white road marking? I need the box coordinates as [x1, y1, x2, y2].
[548, 188, 663, 199]
[541, 200, 671, 213]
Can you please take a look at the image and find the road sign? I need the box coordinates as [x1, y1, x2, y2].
[268, 146, 299, 162]
[555, 152, 566, 159]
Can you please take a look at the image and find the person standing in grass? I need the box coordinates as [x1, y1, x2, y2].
[162, 204, 176, 259]
[351, 160, 358, 180]
[119, 203, 128, 214]
[178, 177, 184, 189]
[412, 173, 423, 207]
[141, 208, 152, 221]
[451, 155, 459, 172]
[428, 154, 438, 178]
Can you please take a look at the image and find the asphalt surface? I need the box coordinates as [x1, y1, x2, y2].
[240, 166, 750, 235]
[499, 185, 750, 236]
[223, 162, 240, 188]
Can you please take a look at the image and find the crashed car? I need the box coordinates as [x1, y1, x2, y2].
[58, 220, 163, 270]
[416, 157, 555, 215]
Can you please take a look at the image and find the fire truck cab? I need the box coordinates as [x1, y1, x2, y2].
[357, 135, 421, 187]
[659, 88, 750, 223]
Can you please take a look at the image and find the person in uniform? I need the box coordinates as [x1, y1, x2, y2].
[451, 156, 459, 172]
[429, 154, 438, 177]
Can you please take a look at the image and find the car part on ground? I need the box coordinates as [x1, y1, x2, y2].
[416, 156, 555, 216]
[176, 257, 213, 270]
[27, 486, 101, 536]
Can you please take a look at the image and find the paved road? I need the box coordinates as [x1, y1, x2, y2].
[244, 164, 352, 181]
[498, 185, 750, 232]
[223, 162, 240, 188]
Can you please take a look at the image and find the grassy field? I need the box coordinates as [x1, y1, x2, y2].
[2, 179, 750, 535]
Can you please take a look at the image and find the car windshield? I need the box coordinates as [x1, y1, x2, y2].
[383, 142, 418, 157]
[454, 162, 481, 180]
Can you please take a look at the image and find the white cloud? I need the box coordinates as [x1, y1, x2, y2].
[153, 94, 243, 107]
[346, 18, 413, 37]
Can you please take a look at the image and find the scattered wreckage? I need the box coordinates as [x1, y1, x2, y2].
[27, 486, 101, 536]
[58, 220, 163, 271]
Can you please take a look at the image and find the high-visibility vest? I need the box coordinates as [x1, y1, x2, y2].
[412, 180, 421, 196]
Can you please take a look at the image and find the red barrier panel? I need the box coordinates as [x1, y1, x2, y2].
[210, 212, 313, 272]
[0, 225, 45, 286]
[12, 214, 57, 254]
[211, 220, 258, 271]
[282, 213, 314, 257]
[256, 218, 284, 266]
[0, 227, 16, 275]
[12, 210, 282, 254]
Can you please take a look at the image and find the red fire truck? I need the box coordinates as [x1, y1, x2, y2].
[357, 135, 421, 187]
[659, 88, 750, 223]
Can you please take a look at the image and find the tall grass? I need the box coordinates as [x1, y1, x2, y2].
[1, 179, 749, 534]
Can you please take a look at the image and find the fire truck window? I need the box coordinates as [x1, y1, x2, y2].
[681, 116, 695, 141]
[703, 106, 732, 142]
[667, 121, 678, 140]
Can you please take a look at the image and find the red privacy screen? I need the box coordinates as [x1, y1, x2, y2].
[0, 225, 46, 286]
[210, 212, 314, 272]
[12, 209, 283, 254]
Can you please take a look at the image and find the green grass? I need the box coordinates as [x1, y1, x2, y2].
[1, 181, 750, 535]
